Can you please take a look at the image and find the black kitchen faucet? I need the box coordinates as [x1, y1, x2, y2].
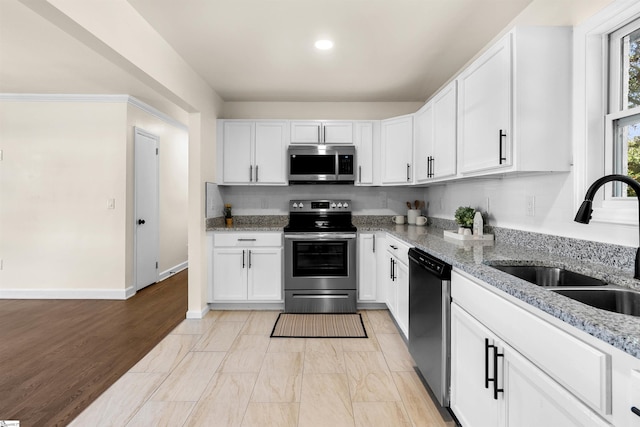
[574, 174, 640, 279]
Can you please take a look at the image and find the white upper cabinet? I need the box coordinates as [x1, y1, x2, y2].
[218, 120, 288, 185]
[414, 80, 458, 184]
[354, 121, 377, 186]
[457, 27, 572, 176]
[381, 114, 413, 185]
[290, 121, 354, 144]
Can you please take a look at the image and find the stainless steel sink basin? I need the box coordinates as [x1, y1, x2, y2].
[551, 287, 640, 317]
[490, 265, 607, 287]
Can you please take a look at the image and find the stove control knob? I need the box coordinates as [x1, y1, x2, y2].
[331, 203, 337, 208]
[298, 203, 304, 208]
[292, 203, 298, 208]
[337, 203, 343, 208]
[343, 202, 349, 208]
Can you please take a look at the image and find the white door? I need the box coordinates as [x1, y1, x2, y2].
[134, 127, 159, 291]
[246, 248, 282, 300]
[381, 115, 413, 184]
[357, 233, 377, 301]
[432, 81, 458, 179]
[458, 34, 511, 173]
[355, 122, 374, 185]
[212, 248, 247, 300]
[254, 122, 287, 185]
[413, 102, 434, 184]
[222, 121, 253, 184]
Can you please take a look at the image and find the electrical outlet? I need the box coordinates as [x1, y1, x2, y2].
[0, 259, 3, 270]
[261, 198, 268, 209]
[485, 197, 491, 215]
[107, 198, 116, 209]
[526, 196, 535, 217]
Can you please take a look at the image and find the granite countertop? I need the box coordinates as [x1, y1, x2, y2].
[368, 224, 640, 359]
[206, 216, 640, 358]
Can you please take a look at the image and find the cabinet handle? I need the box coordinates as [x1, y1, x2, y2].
[249, 165, 253, 182]
[484, 339, 490, 389]
[499, 130, 507, 164]
[632, 407, 640, 417]
[359, 166, 362, 183]
[248, 250, 252, 268]
[492, 344, 504, 400]
[390, 258, 394, 280]
[237, 238, 257, 242]
[426, 156, 431, 178]
[485, 339, 504, 399]
[242, 250, 245, 269]
[372, 235, 376, 253]
[406, 163, 411, 181]
[392, 259, 397, 281]
[255, 165, 259, 182]
[430, 157, 435, 178]
[389, 245, 398, 250]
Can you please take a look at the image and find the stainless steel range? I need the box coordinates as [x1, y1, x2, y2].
[284, 200, 357, 313]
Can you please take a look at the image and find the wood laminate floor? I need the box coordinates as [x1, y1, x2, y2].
[0, 270, 188, 427]
[69, 308, 456, 427]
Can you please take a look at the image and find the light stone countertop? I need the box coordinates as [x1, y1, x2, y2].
[207, 216, 640, 358]
[364, 223, 640, 359]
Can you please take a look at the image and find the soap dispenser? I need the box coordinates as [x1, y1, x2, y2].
[473, 211, 484, 236]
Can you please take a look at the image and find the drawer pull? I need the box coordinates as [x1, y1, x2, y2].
[632, 407, 640, 417]
[237, 238, 257, 242]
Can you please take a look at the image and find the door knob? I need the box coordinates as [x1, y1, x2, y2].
[138, 219, 146, 225]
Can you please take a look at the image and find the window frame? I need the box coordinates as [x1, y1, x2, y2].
[574, 0, 640, 226]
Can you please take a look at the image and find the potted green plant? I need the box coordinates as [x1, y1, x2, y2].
[454, 206, 475, 234]
[223, 204, 233, 227]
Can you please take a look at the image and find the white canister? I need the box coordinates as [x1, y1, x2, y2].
[407, 209, 420, 225]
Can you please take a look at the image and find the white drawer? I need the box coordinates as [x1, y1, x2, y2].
[213, 232, 282, 247]
[452, 270, 611, 415]
[386, 234, 412, 265]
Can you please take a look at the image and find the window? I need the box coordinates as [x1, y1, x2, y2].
[608, 18, 640, 198]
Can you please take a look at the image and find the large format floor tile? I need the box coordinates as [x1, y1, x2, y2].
[71, 310, 455, 427]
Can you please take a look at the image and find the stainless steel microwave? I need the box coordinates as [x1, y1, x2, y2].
[288, 145, 356, 184]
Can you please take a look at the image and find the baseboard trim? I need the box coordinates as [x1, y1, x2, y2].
[0, 287, 131, 300]
[186, 305, 210, 319]
[159, 261, 188, 281]
[208, 302, 285, 311]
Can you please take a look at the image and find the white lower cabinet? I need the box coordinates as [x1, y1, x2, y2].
[358, 232, 382, 301]
[211, 232, 282, 302]
[384, 235, 411, 338]
[451, 270, 612, 427]
[451, 303, 610, 427]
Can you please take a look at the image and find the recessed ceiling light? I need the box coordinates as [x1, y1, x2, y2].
[314, 39, 334, 50]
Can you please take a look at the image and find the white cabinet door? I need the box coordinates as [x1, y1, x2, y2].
[354, 121, 374, 185]
[222, 121, 253, 184]
[432, 81, 457, 179]
[290, 121, 321, 144]
[254, 122, 287, 185]
[212, 248, 248, 300]
[323, 121, 354, 144]
[358, 233, 377, 301]
[381, 115, 413, 184]
[504, 345, 611, 427]
[450, 303, 501, 427]
[247, 248, 282, 301]
[413, 102, 433, 184]
[458, 34, 511, 174]
[395, 260, 409, 339]
[290, 121, 354, 144]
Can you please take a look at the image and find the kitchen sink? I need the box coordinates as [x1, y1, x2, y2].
[490, 265, 607, 287]
[551, 287, 640, 317]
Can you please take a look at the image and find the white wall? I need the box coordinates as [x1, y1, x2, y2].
[219, 185, 427, 217]
[222, 101, 423, 120]
[425, 172, 636, 247]
[0, 97, 191, 298]
[0, 100, 128, 296]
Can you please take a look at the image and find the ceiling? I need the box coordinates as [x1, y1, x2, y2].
[0, 0, 614, 107]
[127, 0, 535, 102]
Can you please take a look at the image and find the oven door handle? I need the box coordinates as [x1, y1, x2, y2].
[284, 233, 357, 240]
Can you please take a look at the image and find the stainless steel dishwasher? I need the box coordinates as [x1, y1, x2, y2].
[408, 247, 452, 408]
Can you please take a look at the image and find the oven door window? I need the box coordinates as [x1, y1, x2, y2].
[290, 155, 336, 175]
[292, 240, 347, 277]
